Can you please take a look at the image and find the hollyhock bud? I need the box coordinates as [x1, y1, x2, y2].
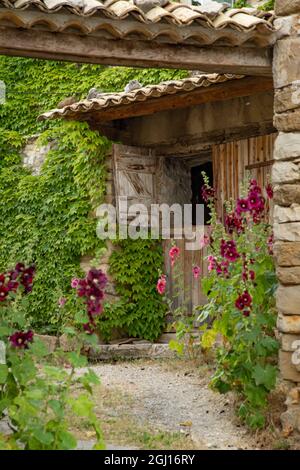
[266, 183, 273, 199]
[243, 310, 250, 317]
[169, 246, 180, 266]
[249, 270, 255, 281]
[192, 266, 201, 279]
[201, 184, 215, 203]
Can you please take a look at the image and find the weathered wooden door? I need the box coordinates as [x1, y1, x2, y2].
[112, 144, 157, 222]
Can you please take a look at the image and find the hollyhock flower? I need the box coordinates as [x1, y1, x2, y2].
[0, 285, 8, 302]
[225, 213, 243, 235]
[77, 279, 88, 297]
[9, 330, 33, 348]
[169, 246, 180, 266]
[71, 278, 79, 288]
[236, 198, 249, 214]
[192, 266, 201, 279]
[87, 268, 107, 289]
[200, 234, 210, 248]
[14, 263, 25, 273]
[235, 296, 245, 311]
[156, 275, 166, 295]
[207, 255, 216, 272]
[249, 270, 255, 281]
[248, 191, 262, 211]
[83, 322, 95, 335]
[266, 183, 273, 199]
[0, 274, 6, 286]
[201, 184, 215, 203]
[58, 297, 67, 308]
[87, 300, 103, 317]
[241, 291, 252, 307]
[242, 271, 248, 281]
[243, 310, 250, 317]
[7, 280, 19, 292]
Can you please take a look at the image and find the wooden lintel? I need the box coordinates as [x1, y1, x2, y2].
[0, 27, 272, 76]
[75, 76, 273, 124]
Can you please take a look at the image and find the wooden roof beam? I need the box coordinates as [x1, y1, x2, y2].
[0, 27, 273, 77]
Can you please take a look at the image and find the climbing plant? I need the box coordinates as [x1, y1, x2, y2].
[0, 57, 185, 335]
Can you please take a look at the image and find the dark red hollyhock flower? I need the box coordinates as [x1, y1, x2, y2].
[0, 274, 6, 285]
[243, 310, 251, 317]
[15, 263, 25, 273]
[201, 184, 215, 203]
[242, 271, 248, 281]
[9, 330, 33, 348]
[87, 268, 108, 290]
[86, 286, 104, 301]
[266, 183, 273, 199]
[224, 249, 240, 262]
[7, 280, 19, 292]
[236, 198, 249, 214]
[249, 270, 255, 281]
[77, 279, 88, 297]
[225, 213, 243, 234]
[0, 285, 8, 302]
[248, 191, 262, 211]
[87, 299, 103, 317]
[235, 296, 245, 311]
[249, 179, 262, 194]
[83, 321, 96, 335]
[241, 291, 252, 307]
[221, 240, 240, 262]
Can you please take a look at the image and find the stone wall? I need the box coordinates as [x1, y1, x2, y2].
[273, 0, 300, 435]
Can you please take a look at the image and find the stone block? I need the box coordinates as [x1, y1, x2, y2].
[273, 37, 300, 89]
[275, 0, 300, 16]
[274, 221, 300, 241]
[274, 184, 300, 206]
[272, 161, 300, 184]
[274, 241, 300, 266]
[277, 266, 300, 284]
[274, 204, 300, 223]
[278, 313, 300, 333]
[35, 334, 58, 353]
[281, 333, 300, 351]
[275, 85, 300, 114]
[276, 285, 300, 314]
[274, 132, 300, 161]
[279, 350, 300, 382]
[274, 108, 300, 132]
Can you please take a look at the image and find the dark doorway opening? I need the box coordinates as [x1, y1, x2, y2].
[191, 161, 213, 225]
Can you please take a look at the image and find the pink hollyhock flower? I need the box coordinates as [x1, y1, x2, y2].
[236, 198, 249, 214]
[200, 234, 210, 249]
[9, 330, 33, 348]
[71, 278, 79, 288]
[207, 255, 216, 272]
[169, 246, 180, 266]
[192, 266, 201, 279]
[156, 275, 166, 295]
[266, 183, 273, 199]
[58, 297, 67, 308]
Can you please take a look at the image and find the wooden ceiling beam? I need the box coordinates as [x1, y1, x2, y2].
[0, 27, 273, 76]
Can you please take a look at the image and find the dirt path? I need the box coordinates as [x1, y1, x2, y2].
[86, 360, 257, 450]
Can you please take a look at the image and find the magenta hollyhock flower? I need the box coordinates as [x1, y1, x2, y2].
[87, 300, 103, 316]
[200, 234, 210, 249]
[192, 266, 201, 279]
[225, 213, 243, 235]
[156, 275, 166, 295]
[201, 184, 215, 203]
[9, 330, 33, 348]
[266, 183, 273, 199]
[71, 278, 79, 288]
[236, 198, 249, 214]
[169, 246, 180, 266]
[77, 279, 88, 297]
[248, 191, 262, 211]
[224, 248, 240, 262]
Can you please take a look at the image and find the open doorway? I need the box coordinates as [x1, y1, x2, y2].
[191, 161, 213, 225]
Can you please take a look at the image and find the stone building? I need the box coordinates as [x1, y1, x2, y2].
[1, 0, 300, 433]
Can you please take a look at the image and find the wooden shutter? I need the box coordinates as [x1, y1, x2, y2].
[112, 144, 157, 222]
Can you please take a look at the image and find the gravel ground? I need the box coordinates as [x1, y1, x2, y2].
[83, 361, 257, 450]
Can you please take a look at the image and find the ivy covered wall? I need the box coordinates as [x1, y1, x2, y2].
[0, 58, 187, 338]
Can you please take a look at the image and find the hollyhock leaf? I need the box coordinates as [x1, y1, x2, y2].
[252, 364, 277, 391]
[67, 352, 88, 368]
[30, 338, 49, 358]
[0, 364, 8, 384]
[56, 430, 77, 450]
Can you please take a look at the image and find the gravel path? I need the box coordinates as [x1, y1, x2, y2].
[87, 361, 256, 450]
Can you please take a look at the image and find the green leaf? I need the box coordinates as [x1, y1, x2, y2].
[0, 364, 8, 384]
[252, 364, 277, 391]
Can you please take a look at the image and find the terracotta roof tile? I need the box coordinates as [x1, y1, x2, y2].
[39, 73, 244, 121]
[0, 1, 277, 47]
